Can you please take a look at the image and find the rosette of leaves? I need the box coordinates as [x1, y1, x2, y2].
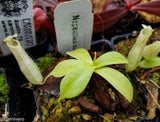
[45, 48, 133, 102]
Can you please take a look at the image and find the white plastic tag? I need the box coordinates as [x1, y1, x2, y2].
[0, 0, 36, 56]
[54, 0, 93, 55]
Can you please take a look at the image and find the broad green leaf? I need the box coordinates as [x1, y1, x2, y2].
[126, 27, 153, 72]
[43, 59, 82, 82]
[139, 57, 160, 68]
[58, 64, 94, 101]
[95, 67, 133, 102]
[52, 59, 82, 77]
[94, 51, 128, 68]
[143, 41, 160, 59]
[66, 48, 93, 64]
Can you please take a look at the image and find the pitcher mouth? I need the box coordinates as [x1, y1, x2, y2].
[3, 34, 19, 48]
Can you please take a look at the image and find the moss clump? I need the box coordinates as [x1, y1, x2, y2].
[36, 53, 54, 73]
[0, 73, 9, 115]
[0, 73, 8, 103]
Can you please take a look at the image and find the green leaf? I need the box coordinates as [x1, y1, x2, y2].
[44, 59, 82, 82]
[139, 57, 160, 68]
[51, 59, 82, 77]
[95, 67, 133, 102]
[58, 64, 94, 101]
[94, 51, 128, 68]
[143, 41, 160, 59]
[66, 48, 93, 64]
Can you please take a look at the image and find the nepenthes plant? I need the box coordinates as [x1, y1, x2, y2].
[41, 48, 133, 102]
[3, 34, 133, 103]
[33, 0, 160, 33]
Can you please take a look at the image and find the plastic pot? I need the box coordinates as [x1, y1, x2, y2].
[91, 39, 113, 51]
[0, 68, 37, 122]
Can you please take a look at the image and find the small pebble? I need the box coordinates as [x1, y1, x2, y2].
[48, 98, 56, 108]
[69, 106, 81, 113]
[82, 114, 92, 121]
[66, 100, 72, 108]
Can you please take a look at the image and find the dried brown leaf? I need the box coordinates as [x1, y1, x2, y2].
[78, 96, 100, 113]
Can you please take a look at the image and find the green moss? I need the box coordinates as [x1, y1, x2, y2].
[119, 41, 128, 54]
[152, 72, 160, 83]
[0, 73, 9, 113]
[0, 74, 5, 87]
[0, 73, 8, 103]
[36, 53, 54, 73]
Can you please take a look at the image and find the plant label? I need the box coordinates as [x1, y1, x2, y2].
[0, 0, 36, 56]
[54, 0, 93, 55]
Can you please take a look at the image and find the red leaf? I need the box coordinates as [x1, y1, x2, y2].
[130, 1, 160, 16]
[125, 0, 141, 10]
[93, 7, 128, 33]
[93, 0, 160, 33]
